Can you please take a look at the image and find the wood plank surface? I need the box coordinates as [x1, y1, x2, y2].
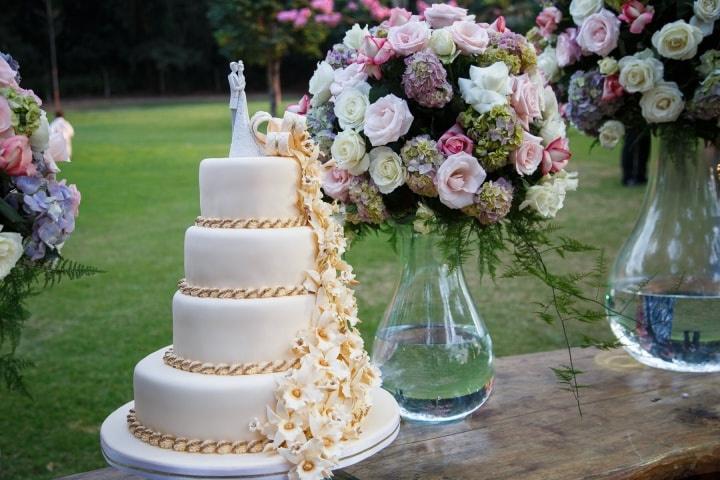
[58, 348, 720, 480]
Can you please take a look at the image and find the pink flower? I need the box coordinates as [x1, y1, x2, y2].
[316, 12, 342, 27]
[287, 94, 311, 115]
[383, 7, 413, 27]
[618, 1, 654, 34]
[602, 74, 624, 102]
[0, 96, 13, 138]
[541, 137, 571, 175]
[576, 9, 621, 57]
[556, 28, 582, 67]
[438, 124, 474, 156]
[536, 7, 562, 38]
[511, 74, 543, 129]
[67, 182, 81, 217]
[363, 94, 413, 146]
[424, 3, 470, 28]
[0, 57, 18, 88]
[357, 35, 394, 80]
[276, 9, 298, 23]
[311, 0, 334, 15]
[450, 20, 490, 55]
[435, 152, 486, 209]
[512, 131, 545, 176]
[347, 1, 358, 11]
[388, 20, 431, 56]
[294, 8, 312, 27]
[0, 135, 36, 177]
[322, 164, 353, 202]
[361, 0, 390, 20]
[490, 16, 507, 33]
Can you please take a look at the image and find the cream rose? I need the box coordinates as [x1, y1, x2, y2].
[691, 0, 720, 36]
[458, 62, 512, 114]
[450, 20, 489, 55]
[30, 111, 50, 152]
[569, 0, 603, 25]
[598, 57, 619, 75]
[334, 84, 370, 130]
[344, 24, 369, 50]
[434, 152, 486, 209]
[598, 120, 625, 148]
[429, 28, 457, 59]
[618, 49, 664, 93]
[363, 94, 414, 146]
[424, 4, 472, 28]
[520, 170, 578, 218]
[652, 20, 703, 60]
[368, 147, 406, 194]
[388, 20, 431, 56]
[639, 81, 685, 123]
[331, 130, 370, 175]
[538, 47, 561, 83]
[0, 229, 23, 280]
[309, 61, 335, 106]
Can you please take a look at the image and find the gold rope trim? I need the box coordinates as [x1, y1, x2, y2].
[178, 279, 308, 299]
[163, 349, 299, 376]
[127, 409, 273, 454]
[195, 216, 306, 229]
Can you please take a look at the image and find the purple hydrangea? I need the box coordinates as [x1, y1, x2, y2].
[347, 176, 389, 224]
[463, 178, 514, 225]
[565, 70, 621, 136]
[325, 44, 355, 69]
[401, 50, 453, 109]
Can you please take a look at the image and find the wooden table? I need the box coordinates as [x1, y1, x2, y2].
[59, 348, 720, 480]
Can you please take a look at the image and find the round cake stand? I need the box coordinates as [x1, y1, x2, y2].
[100, 388, 400, 480]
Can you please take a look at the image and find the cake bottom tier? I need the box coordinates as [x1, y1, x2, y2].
[133, 348, 283, 443]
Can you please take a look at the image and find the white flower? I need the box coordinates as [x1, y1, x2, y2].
[308, 411, 343, 460]
[334, 83, 370, 130]
[281, 439, 333, 480]
[278, 368, 324, 412]
[308, 61, 334, 106]
[429, 28, 457, 59]
[598, 57, 619, 76]
[330, 63, 368, 98]
[569, 0, 603, 25]
[598, 120, 625, 149]
[387, 20, 431, 56]
[450, 20, 490, 55]
[618, 49, 664, 93]
[552, 170, 579, 192]
[0, 229, 23, 280]
[344, 24, 369, 50]
[541, 117, 567, 146]
[331, 130, 369, 175]
[424, 3, 472, 28]
[265, 403, 307, 447]
[363, 94, 414, 146]
[520, 170, 578, 218]
[30, 111, 50, 151]
[691, 0, 720, 36]
[652, 20, 704, 60]
[537, 47, 560, 83]
[368, 146, 406, 194]
[639, 81, 685, 123]
[458, 62, 511, 114]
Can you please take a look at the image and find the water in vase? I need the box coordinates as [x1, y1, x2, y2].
[373, 324, 494, 423]
[607, 283, 720, 372]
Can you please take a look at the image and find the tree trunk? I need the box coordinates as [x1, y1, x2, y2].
[44, 0, 62, 116]
[267, 58, 282, 117]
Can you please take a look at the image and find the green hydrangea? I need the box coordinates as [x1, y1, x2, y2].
[406, 172, 438, 197]
[1, 87, 41, 137]
[458, 105, 522, 172]
[347, 177, 388, 225]
[400, 135, 444, 174]
[520, 44, 537, 72]
[476, 47, 521, 75]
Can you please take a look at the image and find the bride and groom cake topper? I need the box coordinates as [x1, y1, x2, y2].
[228, 60, 263, 158]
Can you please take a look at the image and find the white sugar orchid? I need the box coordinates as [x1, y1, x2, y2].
[265, 403, 307, 447]
[282, 439, 333, 480]
[278, 368, 324, 411]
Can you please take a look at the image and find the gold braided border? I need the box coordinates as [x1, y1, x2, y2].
[163, 349, 299, 376]
[178, 279, 308, 299]
[195, 216, 306, 229]
[127, 409, 273, 454]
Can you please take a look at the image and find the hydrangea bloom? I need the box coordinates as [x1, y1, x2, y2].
[347, 176, 389, 224]
[325, 44, 356, 69]
[463, 178, 514, 225]
[401, 50, 453, 108]
[400, 135, 444, 197]
[459, 105, 523, 172]
[565, 70, 622, 135]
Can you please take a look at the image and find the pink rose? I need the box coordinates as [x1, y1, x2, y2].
[363, 94, 414, 146]
[357, 36, 394, 80]
[512, 131, 544, 176]
[0, 135, 36, 177]
[556, 28, 582, 67]
[424, 3, 470, 28]
[383, 7, 413, 27]
[489, 16, 507, 33]
[438, 124, 474, 156]
[0, 96, 13, 138]
[0, 57, 18, 88]
[48, 130, 71, 164]
[388, 20, 431, 56]
[602, 74, 624, 102]
[541, 137, 571, 175]
[576, 9, 621, 57]
[435, 152, 486, 209]
[536, 7, 562, 38]
[511, 74, 543, 129]
[287, 94, 311, 115]
[618, 1, 654, 34]
[450, 20, 490, 55]
[322, 164, 353, 202]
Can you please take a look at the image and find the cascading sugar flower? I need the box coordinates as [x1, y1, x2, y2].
[401, 50, 453, 108]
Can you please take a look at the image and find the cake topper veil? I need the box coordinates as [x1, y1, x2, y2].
[228, 60, 263, 157]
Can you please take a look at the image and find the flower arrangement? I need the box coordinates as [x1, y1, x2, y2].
[531, 0, 720, 147]
[0, 52, 96, 393]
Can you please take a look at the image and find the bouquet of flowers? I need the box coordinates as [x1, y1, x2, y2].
[530, 0, 720, 147]
[0, 52, 96, 393]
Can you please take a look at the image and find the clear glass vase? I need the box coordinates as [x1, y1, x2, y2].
[371, 228, 494, 423]
[606, 133, 720, 372]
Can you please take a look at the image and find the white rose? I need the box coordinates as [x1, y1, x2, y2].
[368, 147, 406, 194]
[652, 20, 704, 60]
[552, 170, 579, 193]
[537, 47, 561, 83]
[569, 0, 603, 25]
[424, 4, 473, 28]
[618, 49, 664, 93]
[598, 120, 625, 148]
[344, 24, 369, 50]
[540, 116, 567, 146]
[598, 57, 619, 75]
[330, 63, 368, 98]
[309, 61, 335, 106]
[429, 28, 457, 59]
[30, 111, 50, 152]
[691, 0, 720, 36]
[388, 20, 431, 56]
[458, 62, 511, 114]
[363, 94, 414, 146]
[334, 84, 370, 130]
[331, 130, 369, 175]
[0, 230, 23, 280]
[520, 170, 578, 218]
[640, 81, 685, 123]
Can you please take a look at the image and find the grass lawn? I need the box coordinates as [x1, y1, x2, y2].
[0, 101, 646, 480]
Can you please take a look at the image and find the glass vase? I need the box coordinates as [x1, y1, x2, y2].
[371, 228, 494, 423]
[606, 132, 720, 372]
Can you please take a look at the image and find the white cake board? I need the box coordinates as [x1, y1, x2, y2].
[101, 388, 400, 480]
